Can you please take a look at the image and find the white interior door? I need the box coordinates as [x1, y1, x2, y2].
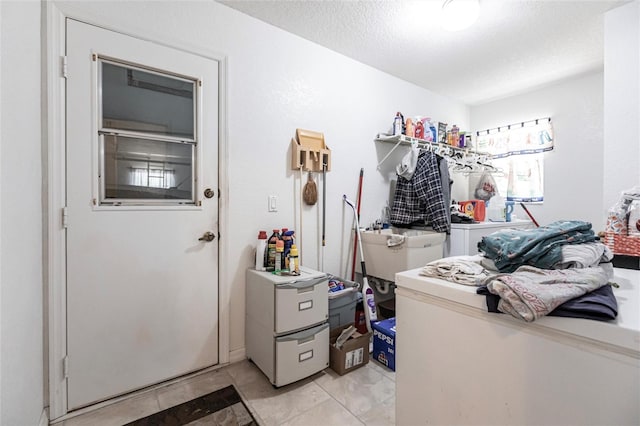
[66, 19, 219, 410]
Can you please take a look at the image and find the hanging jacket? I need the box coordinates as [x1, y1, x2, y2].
[390, 150, 450, 233]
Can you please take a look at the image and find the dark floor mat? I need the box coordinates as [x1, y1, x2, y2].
[124, 384, 257, 426]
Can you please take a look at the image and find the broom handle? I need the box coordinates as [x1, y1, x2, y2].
[350, 168, 364, 281]
[322, 164, 326, 247]
[519, 202, 539, 227]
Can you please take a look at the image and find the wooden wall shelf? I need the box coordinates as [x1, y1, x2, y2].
[291, 128, 331, 172]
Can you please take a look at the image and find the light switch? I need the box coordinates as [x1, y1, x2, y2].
[268, 195, 278, 212]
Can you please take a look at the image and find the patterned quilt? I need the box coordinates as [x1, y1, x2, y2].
[478, 220, 598, 272]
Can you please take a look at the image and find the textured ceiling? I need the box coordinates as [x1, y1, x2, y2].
[218, 0, 626, 105]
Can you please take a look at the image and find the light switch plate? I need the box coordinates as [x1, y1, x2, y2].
[268, 195, 277, 212]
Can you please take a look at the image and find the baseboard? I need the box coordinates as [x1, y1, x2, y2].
[228, 347, 246, 364]
[39, 408, 49, 426]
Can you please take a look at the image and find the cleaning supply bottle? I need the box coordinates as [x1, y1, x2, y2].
[414, 119, 425, 139]
[255, 231, 268, 271]
[274, 240, 285, 273]
[362, 277, 378, 333]
[451, 124, 460, 146]
[405, 118, 415, 138]
[393, 112, 404, 136]
[423, 117, 436, 142]
[282, 229, 295, 269]
[265, 229, 281, 272]
[288, 244, 300, 275]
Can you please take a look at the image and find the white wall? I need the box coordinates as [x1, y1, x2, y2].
[0, 1, 44, 425]
[470, 71, 605, 230]
[604, 0, 640, 211]
[50, 0, 468, 360]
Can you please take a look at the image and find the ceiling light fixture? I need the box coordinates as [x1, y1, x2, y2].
[441, 0, 480, 32]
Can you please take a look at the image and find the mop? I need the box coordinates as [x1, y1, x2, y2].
[343, 195, 378, 333]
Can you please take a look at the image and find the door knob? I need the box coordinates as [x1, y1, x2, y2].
[198, 232, 216, 242]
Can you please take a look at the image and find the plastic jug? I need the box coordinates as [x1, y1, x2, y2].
[487, 195, 506, 222]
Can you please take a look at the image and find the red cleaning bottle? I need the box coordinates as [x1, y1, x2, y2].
[414, 119, 425, 139]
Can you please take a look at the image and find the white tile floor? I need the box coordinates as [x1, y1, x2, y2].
[54, 359, 395, 426]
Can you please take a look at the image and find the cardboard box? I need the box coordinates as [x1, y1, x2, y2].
[372, 317, 396, 371]
[329, 324, 371, 376]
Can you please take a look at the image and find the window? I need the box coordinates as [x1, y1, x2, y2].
[98, 58, 198, 205]
[475, 119, 553, 202]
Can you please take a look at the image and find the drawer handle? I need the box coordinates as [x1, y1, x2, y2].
[299, 300, 313, 311]
[279, 277, 326, 291]
[299, 349, 313, 362]
[298, 335, 315, 345]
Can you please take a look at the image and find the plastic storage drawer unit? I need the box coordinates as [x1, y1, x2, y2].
[246, 267, 330, 387]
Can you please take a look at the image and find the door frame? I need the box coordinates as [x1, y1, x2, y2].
[44, 3, 230, 420]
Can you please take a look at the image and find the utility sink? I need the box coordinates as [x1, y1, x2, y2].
[357, 228, 445, 282]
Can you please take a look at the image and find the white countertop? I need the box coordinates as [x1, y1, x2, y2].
[450, 219, 533, 230]
[396, 266, 640, 355]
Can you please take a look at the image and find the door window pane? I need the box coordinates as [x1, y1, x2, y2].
[102, 134, 194, 203]
[101, 60, 195, 139]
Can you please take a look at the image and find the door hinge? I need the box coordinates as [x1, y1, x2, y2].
[62, 207, 69, 229]
[61, 56, 68, 79]
[218, 188, 221, 199]
[63, 356, 69, 379]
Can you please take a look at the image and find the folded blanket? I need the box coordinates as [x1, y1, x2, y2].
[420, 256, 492, 286]
[477, 281, 618, 321]
[480, 256, 499, 272]
[554, 242, 613, 269]
[478, 220, 598, 272]
[480, 265, 613, 322]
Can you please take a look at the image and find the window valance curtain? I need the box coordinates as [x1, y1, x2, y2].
[475, 118, 553, 203]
